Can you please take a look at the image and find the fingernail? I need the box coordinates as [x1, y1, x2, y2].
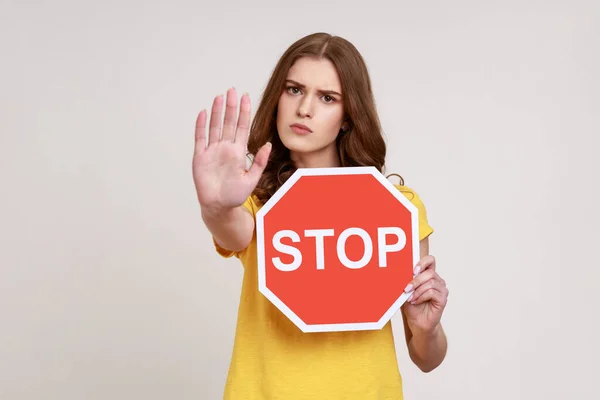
[414, 266, 421, 276]
[404, 283, 413, 293]
[407, 293, 413, 302]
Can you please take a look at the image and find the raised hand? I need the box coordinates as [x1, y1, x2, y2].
[193, 88, 272, 213]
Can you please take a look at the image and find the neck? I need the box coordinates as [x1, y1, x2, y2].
[290, 147, 340, 169]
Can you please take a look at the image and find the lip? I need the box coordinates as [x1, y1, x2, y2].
[290, 123, 312, 134]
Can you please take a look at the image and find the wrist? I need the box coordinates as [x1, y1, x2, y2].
[201, 205, 235, 220]
[411, 322, 442, 341]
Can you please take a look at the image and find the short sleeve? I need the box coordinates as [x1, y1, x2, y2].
[395, 185, 434, 241]
[212, 195, 258, 259]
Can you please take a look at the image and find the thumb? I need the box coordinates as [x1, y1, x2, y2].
[246, 142, 272, 184]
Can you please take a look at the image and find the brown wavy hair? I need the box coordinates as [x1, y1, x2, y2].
[247, 32, 402, 205]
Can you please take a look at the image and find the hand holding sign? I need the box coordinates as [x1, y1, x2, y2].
[403, 255, 449, 335]
[193, 88, 271, 213]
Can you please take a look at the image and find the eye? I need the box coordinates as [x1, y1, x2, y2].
[322, 95, 336, 103]
[286, 86, 301, 95]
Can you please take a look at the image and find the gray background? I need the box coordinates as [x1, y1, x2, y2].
[1, 0, 599, 398]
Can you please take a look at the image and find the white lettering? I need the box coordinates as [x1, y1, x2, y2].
[272, 230, 302, 271]
[304, 229, 335, 270]
[377, 227, 406, 267]
[337, 228, 372, 269]
[270, 227, 407, 270]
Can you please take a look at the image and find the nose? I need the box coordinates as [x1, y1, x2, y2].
[296, 96, 313, 118]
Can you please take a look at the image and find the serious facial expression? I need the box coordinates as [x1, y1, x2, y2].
[276, 57, 346, 161]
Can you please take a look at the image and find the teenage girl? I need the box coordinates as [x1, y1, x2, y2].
[192, 32, 449, 400]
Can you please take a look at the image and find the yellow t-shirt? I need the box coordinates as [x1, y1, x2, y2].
[213, 184, 434, 400]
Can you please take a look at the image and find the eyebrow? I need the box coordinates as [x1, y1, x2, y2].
[285, 79, 342, 97]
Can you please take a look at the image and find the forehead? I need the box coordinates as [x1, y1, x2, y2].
[286, 57, 342, 91]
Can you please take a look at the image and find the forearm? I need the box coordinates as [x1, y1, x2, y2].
[408, 323, 447, 373]
[201, 205, 254, 252]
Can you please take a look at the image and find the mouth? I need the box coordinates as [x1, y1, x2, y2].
[290, 123, 312, 135]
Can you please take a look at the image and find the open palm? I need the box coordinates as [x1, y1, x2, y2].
[193, 88, 271, 211]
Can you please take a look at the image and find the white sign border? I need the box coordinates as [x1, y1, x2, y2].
[256, 166, 420, 333]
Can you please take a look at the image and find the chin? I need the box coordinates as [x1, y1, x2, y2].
[279, 132, 319, 153]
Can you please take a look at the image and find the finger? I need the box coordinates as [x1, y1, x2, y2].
[246, 142, 272, 184]
[404, 269, 436, 294]
[221, 87, 238, 142]
[408, 278, 445, 304]
[194, 109, 207, 154]
[410, 287, 448, 306]
[234, 92, 251, 145]
[208, 94, 224, 145]
[414, 255, 436, 275]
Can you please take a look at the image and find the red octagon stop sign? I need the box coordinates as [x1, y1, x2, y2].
[256, 166, 420, 333]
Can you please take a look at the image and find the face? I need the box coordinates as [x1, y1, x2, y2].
[276, 57, 347, 166]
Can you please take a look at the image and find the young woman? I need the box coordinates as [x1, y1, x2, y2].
[193, 32, 449, 400]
